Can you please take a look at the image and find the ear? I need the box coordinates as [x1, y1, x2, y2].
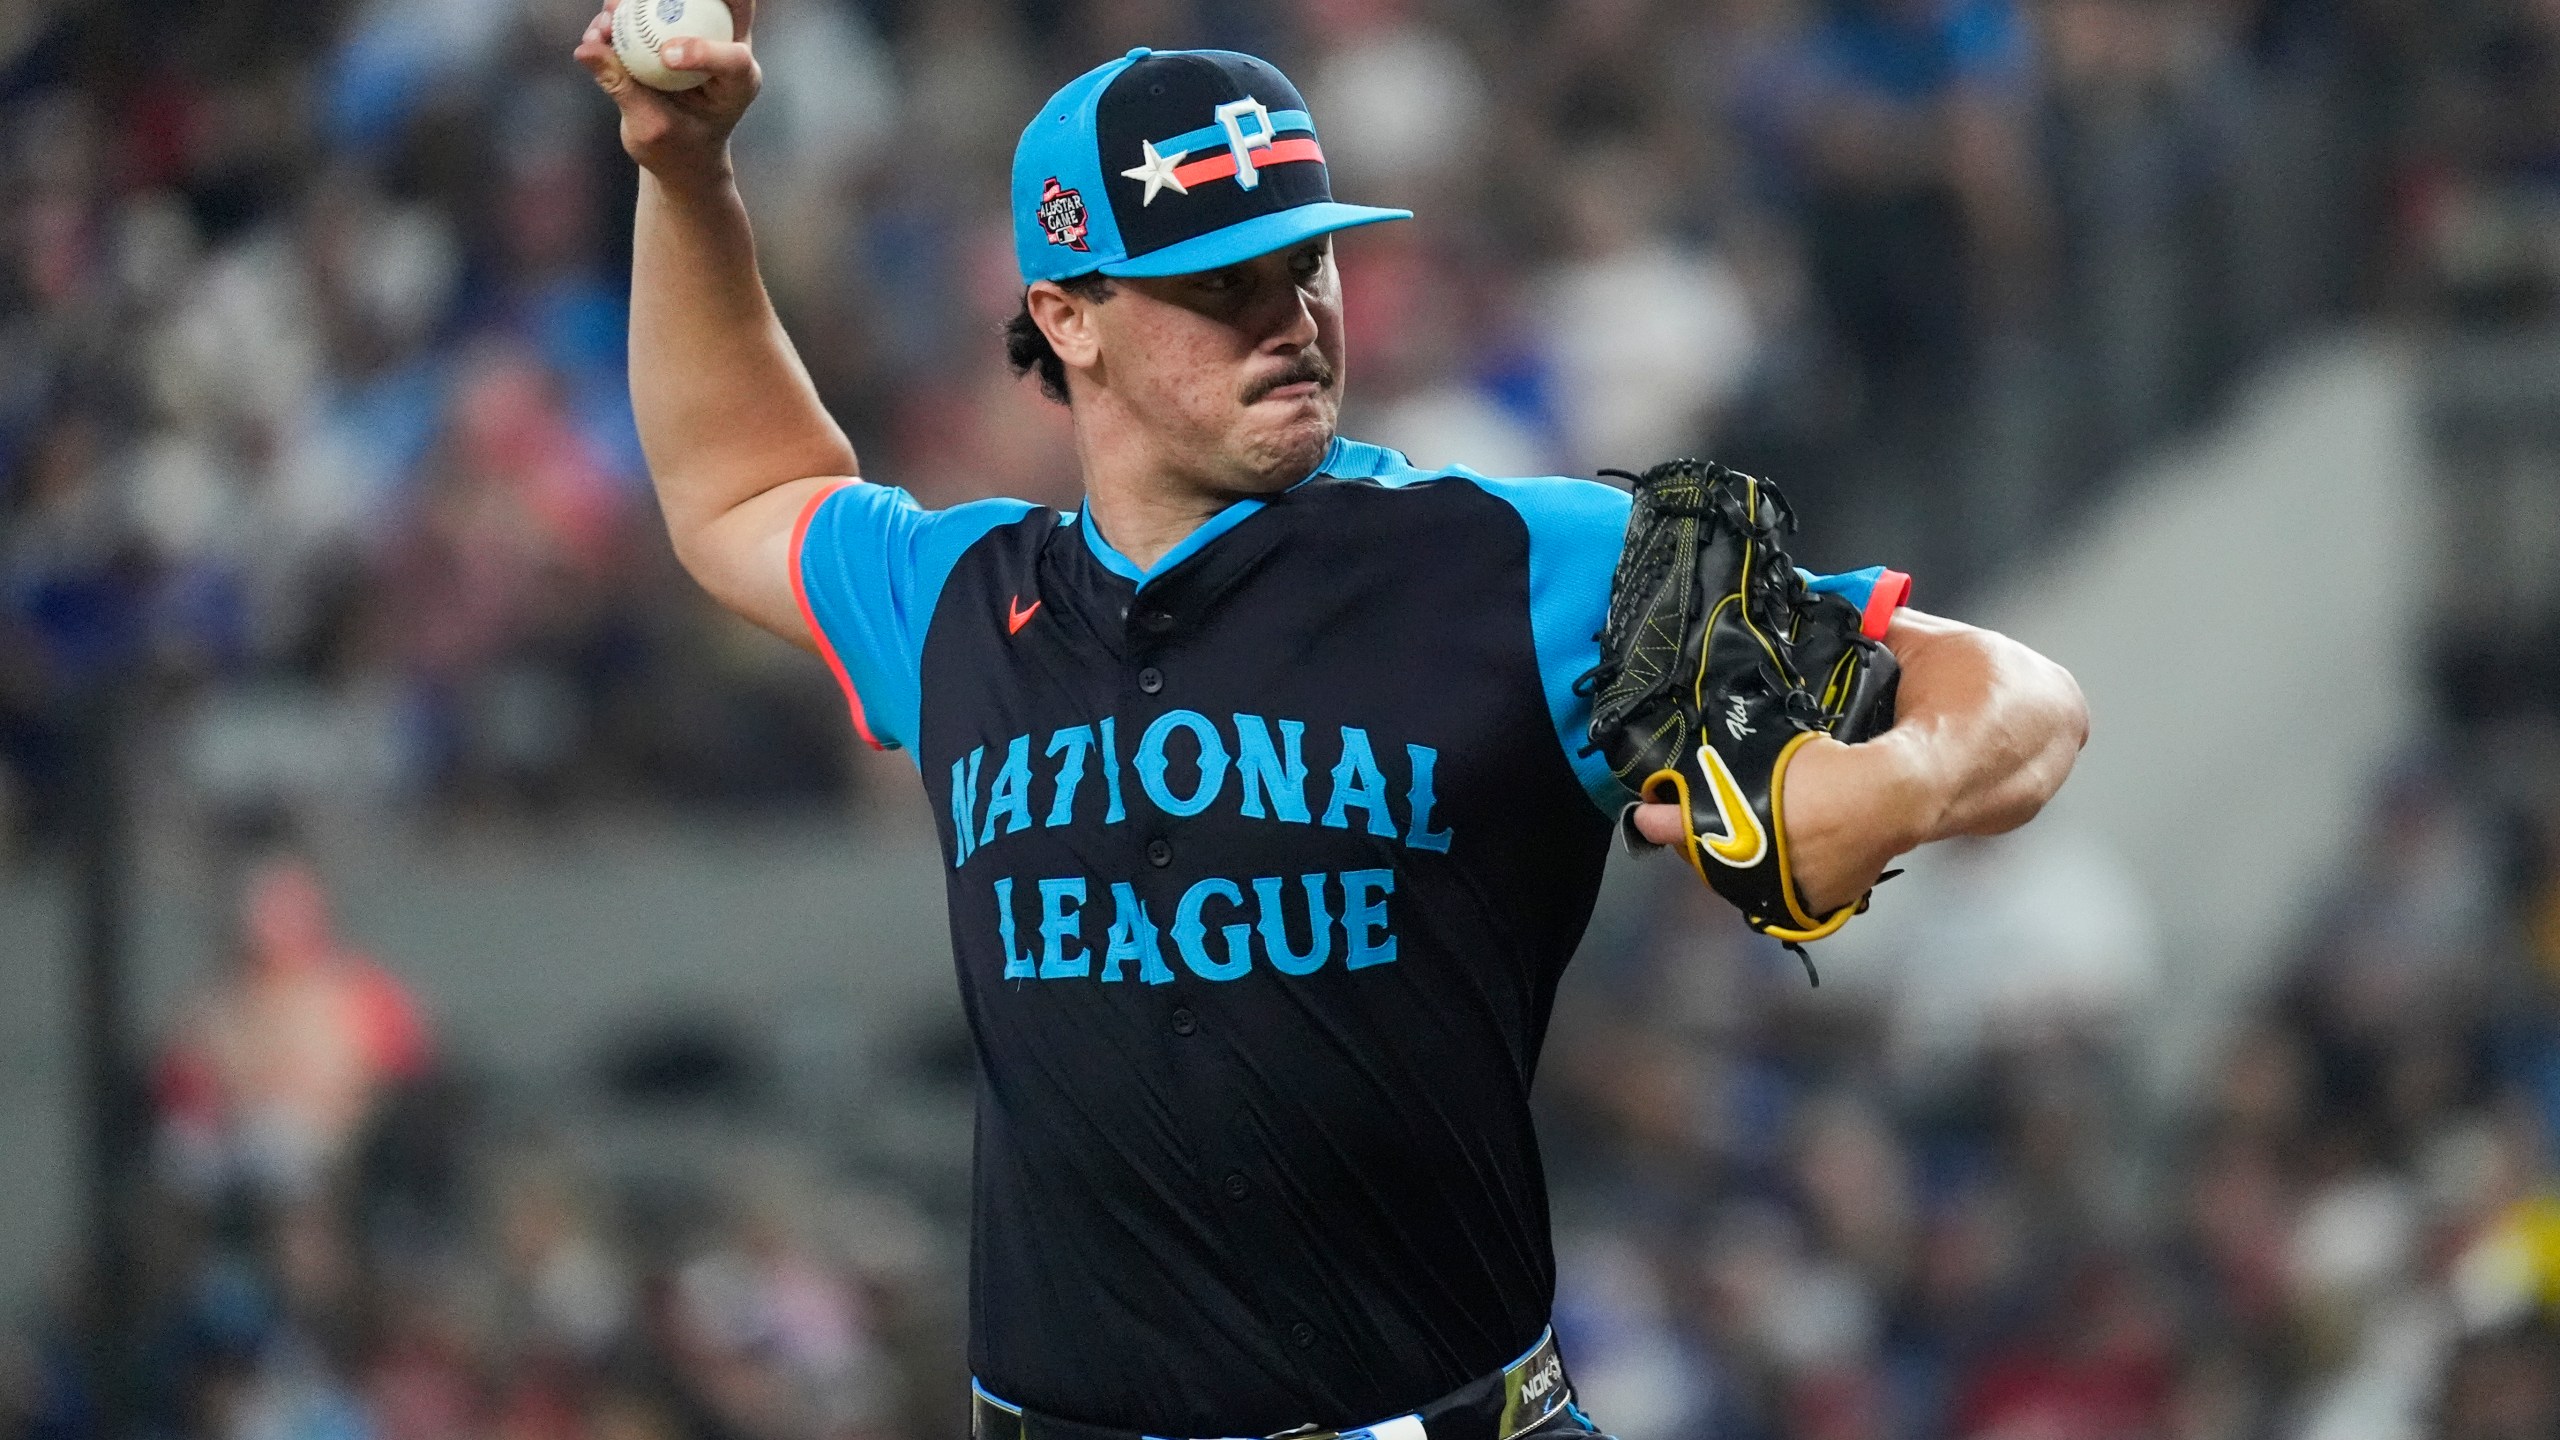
[1026, 280, 1104, 373]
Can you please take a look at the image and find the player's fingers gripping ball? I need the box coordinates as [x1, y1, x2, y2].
[1583, 459, 1910, 980]
[611, 0, 734, 91]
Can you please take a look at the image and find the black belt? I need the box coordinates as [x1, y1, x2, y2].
[970, 1327, 1580, 1440]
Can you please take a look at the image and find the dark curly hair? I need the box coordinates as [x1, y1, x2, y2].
[1003, 273, 1117, 405]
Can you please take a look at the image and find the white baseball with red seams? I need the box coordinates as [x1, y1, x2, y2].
[610, 0, 733, 92]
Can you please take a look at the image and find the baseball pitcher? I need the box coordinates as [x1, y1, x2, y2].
[577, 15, 2088, 1439]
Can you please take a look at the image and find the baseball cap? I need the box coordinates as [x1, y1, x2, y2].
[1011, 47, 1413, 284]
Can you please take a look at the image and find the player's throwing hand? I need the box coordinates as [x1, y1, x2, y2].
[573, 0, 760, 185]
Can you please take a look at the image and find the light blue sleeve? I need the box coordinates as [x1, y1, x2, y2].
[1801, 564, 1914, 637]
[1460, 473, 1634, 815]
[791, 482, 1035, 753]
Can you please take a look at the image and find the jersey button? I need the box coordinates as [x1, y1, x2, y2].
[1137, 666, 1165, 694]
[1223, 1172, 1251, 1201]
[1171, 1007, 1197, 1036]
[1290, 1323, 1317, 1349]
[1134, 607, 1172, 635]
[1146, 838, 1173, 868]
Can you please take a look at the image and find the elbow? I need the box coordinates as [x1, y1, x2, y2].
[2017, 658, 2088, 819]
[2054, 659, 2091, 756]
[1977, 648, 2088, 836]
[668, 522, 768, 629]
[663, 514, 725, 600]
[1965, 623, 2093, 760]
[1977, 623, 2087, 760]
[662, 504, 765, 624]
[664, 516, 718, 588]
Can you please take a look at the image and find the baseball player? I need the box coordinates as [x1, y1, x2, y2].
[576, 14, 2088, 1440]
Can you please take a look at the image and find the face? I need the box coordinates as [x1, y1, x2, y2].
[1041, 237, 1346, 496]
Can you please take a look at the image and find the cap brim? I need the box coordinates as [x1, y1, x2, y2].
[1097, 202, 1413, 278]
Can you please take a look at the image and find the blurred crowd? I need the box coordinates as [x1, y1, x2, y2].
[14, 0, 2558, 841]
[7, 829, 967, 1440]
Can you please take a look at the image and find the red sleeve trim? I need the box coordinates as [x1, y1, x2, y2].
[789, 481, 886, 751]
[1861, 569, 1912, 640]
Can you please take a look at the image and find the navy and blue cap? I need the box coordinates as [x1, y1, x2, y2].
[1011, 47, 1413, 284]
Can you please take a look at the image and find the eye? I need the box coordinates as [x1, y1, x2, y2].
[1290, 247, 1326, 282]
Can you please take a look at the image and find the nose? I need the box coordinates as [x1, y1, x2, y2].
[1256, 272, 1320, 354]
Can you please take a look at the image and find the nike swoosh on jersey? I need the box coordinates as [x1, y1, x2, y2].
[1007, 596, 1042, 635]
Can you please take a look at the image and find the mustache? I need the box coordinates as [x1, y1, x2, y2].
[1243, 353, 1337, 404]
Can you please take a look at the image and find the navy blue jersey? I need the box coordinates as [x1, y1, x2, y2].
[794, 437, 1631, 1434]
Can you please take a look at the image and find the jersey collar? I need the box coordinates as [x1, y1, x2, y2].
[1074, 435, 1349, 589]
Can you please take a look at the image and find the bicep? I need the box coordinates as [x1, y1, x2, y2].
[678, 474, 853, 651]
[1881, 607, 2088, 833]
[1882, 608, 2082, 735]
[1880, 607, 2018, 728]
[1879, 605, 1970, 657]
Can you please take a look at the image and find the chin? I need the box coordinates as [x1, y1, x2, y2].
[1232, 402, 1338, 489]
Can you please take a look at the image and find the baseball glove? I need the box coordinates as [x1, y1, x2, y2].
[1581, 459, 1910, 982]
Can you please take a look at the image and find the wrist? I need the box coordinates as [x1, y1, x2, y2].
[642, 152, 739, 199]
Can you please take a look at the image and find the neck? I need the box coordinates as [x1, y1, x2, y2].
[1079, 467, 1235, 575]
[1070, 403, 1330, 574]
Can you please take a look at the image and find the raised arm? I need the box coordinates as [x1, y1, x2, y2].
[1634, 608, 2090, 914]
[574, 0, 847, 647]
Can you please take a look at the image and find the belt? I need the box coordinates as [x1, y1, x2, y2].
[970, 1326, 1579, 1440]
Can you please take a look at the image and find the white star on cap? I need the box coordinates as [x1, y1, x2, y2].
[1120, 139, 1190, 206]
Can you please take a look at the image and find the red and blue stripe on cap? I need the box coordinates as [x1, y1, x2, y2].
[1119, 101, 1324, 203]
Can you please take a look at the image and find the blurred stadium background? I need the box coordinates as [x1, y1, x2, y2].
[6, 0, 2560, 1437]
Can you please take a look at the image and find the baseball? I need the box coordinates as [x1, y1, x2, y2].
[610, 0, 733, 92]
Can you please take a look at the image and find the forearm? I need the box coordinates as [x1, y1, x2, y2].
[1869, 609, 2087, 847]
[630, 168, 856, 555]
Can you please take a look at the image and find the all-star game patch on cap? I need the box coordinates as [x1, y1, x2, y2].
[1011, 47, 1413, 284]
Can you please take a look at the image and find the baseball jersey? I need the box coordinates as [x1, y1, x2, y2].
[794, 436, 1884, 1434]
